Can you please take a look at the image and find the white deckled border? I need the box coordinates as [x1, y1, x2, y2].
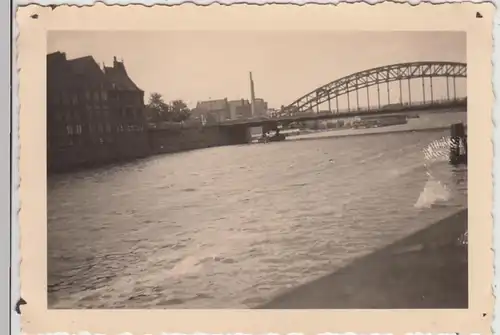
[11, 0, 498, 7]
[11, 1, 498, 335]
[21, 333, 485, 335]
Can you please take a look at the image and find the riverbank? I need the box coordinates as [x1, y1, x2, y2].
[251, 126, 464, 145]
[287, 126, 452, 142]
[257, 209, 468, 309]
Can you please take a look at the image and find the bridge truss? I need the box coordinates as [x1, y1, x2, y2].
[283, 61, 467, 114]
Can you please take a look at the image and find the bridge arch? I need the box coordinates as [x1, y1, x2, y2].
[283, 61, 467, 114]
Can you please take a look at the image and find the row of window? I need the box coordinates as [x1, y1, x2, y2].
[64, 123, 145, 135]
[49, 107, 142, 123]
[48, 90, 106, 106]
[48, 90, 143, 106]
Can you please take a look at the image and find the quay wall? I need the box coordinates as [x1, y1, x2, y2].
[147, 124, 250, 155]
[48, 132, 150, 174]
[48, 124, 251, 174]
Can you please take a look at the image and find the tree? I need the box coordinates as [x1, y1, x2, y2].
[146, 93, 192, 123]
[170, 99, 191, 122]
[146, 92, 170, 122]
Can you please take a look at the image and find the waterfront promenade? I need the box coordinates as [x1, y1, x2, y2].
[258, 209, 468, 309]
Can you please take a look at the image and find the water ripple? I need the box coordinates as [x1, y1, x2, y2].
[48, 129, 467, 309]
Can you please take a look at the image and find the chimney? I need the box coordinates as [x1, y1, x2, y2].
[249, 72, 256, 117]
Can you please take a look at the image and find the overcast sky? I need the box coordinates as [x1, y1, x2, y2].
[48, 31, 466, 109]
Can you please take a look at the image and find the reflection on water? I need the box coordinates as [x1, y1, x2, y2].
[48, 128, 467, 309]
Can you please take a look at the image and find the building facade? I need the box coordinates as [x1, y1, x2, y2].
[192, 99, 231, 124]
[193, 97, 269, 123]
[228, 99, 252, 120]
[252, 98, 268, 117]
[47, 52, 149, 172]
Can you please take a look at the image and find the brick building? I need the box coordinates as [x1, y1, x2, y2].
[228, 99, 252, 120]
[252, 98, 269, 117]
[192, 99, 231, 124]
[47, 52, 149, 172]
[192, 97, 269, 123]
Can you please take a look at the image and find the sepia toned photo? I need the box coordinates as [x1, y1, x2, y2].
[17, 3, 494, 334]
[46, 30, 469, 309]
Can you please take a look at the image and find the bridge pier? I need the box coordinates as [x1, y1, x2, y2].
[219, 124, 253, 144]
[449, 122, 467, 166]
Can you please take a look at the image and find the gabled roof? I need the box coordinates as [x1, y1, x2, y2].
[47, 52, 108, 91]
[103, 57, 143, 92]
[46, 52, 143, 92]
[68, 56, 109, 88]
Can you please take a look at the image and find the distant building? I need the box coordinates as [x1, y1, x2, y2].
[228, 99, 252, 119]
[47, 52, 148, 172]
[252, 98, 268, 117]
[192, 99, 231, 124]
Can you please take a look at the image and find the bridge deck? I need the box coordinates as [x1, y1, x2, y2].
[218, 101, 466, 128]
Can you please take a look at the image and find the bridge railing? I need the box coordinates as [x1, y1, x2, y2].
[279, 98, 466, 118]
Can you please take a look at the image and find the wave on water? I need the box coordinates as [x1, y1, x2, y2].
[414, 135, 462, 209]
[422, 136, 456, 164]
[414, 176, 451, 209]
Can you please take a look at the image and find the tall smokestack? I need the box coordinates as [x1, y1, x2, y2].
[250, 71, 256, 117]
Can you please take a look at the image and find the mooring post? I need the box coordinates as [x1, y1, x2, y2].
[449, 122, 467, 165]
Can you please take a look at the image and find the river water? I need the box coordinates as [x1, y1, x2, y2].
[47, 116, 468, 309]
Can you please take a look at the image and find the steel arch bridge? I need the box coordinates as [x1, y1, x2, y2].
[283, 61, 467, 115]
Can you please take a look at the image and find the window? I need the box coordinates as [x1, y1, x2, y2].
[66, 125, 73, 135]
[75, 124, 82, 135]
[101, 90, 108, 101]
[98, 123, 103, 133]
[93, 91, 100, 102]
[71, 93, 78, 105]
[105, 123, 111, 133]
[89, 124, 94, 133]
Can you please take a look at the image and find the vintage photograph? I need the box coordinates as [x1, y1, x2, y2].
[46, 30, 468, 309]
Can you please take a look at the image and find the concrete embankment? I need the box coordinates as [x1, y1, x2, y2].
[257, 209, 468, 309]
